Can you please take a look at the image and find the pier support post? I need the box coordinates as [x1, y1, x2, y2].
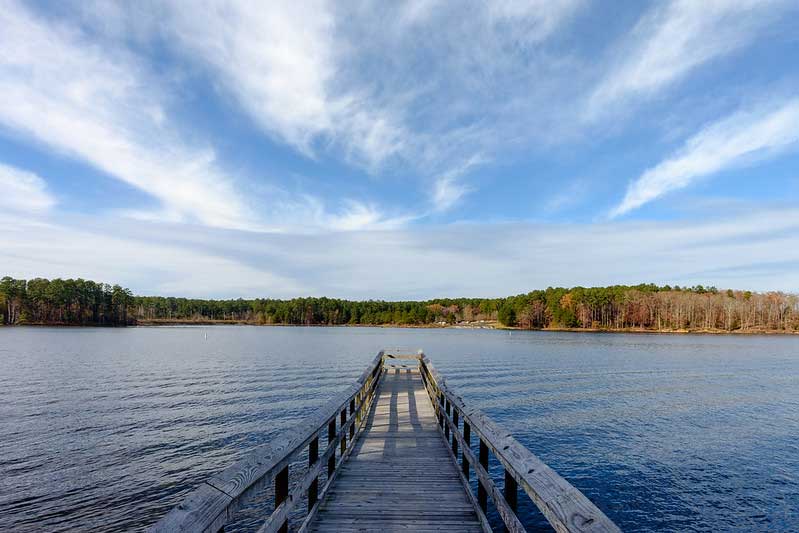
[452, 409, 459, 455]
[444, 400, 451, 440]
[439, 392, 445, 428]
[504, 469, 518, 533]
[308, 436, 319, 510]
[349, 399, 356, 440]
[462, 421, 471, 479]
[275, 465, 288, 533]
[478, 439, 488, 511]
[356, 389, 362, 426]
[327, 419, 336, 478]
[340, 409, 347, 455]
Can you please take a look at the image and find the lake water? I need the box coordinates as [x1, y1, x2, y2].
[0, 326, 797, 532]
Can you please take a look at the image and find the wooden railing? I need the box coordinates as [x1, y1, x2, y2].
[418, 354, 621, 533]
[150, 350, 620, 533]
[149, 351, 386, 533]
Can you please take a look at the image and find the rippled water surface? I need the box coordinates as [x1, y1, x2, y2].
[1, 326, 798, 532]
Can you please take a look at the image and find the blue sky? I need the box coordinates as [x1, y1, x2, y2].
[2, 0, 799, 298]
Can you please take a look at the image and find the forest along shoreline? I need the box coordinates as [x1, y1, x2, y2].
[7, 320, 799, 335]
[2, 276, 798, 334]
[130, 319, 797, 335]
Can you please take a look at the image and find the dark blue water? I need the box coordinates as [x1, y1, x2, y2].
[0, 326, 797, 531]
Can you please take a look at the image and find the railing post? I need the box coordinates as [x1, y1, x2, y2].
[349, 398, 356, 440]
[340, 409, 347, 455]
[327, 418, 336, 478]
[275, 465, 288, 533]
[438, 392, 444, 427]
[444, 399, 451, 440]
[504, 469, 518, 533]
[356, 389, 362, 426]
[452, 408, 459, 455]
[478, 439, 488, 511]
[308, 435, 319, 510]
[462, 421, 471, 479]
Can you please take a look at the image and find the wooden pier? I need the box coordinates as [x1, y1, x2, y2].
[150, 351, 620, 533]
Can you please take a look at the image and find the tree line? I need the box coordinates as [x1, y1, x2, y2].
[2, 277, 798, 332]
[498, 284, 799, 332]
[1, 277, 133, 326]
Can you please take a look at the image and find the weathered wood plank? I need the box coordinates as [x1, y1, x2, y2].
[149, 352, 383, 533]
[308, 370, 486, 533]
[152, 350, 620, 533]
[148, 483, 233, 533]
[382, 350, 422, 360]
[420, 355, 620, 533]
[438, 401, 525, 533]
[296, 368, 385, 533]
[256, 430, 338, 533]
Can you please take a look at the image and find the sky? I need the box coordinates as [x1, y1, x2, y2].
[2, 0, 799, 299]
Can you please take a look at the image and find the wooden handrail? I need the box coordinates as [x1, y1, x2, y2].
[149, 350, 620, 533]
[383, 349, 423, 360]
[149, 351, 386, 533]
[419, 354, 620, 533]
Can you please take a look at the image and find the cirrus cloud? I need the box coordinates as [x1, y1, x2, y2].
[0, 163, 56, 213]
[612, 98, 799, 217]
[587, 0, 791, 117]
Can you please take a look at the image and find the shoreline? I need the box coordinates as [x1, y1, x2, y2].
[5, 320, 797, 335]
[132, 319, 799, 334]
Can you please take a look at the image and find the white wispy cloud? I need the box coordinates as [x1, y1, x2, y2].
[5, 207, 799, 298]
[0, 162, 56, 213]
[1, 215, 307, 298]
[160, 0, 407, 170]
[0, 1, 412, 233]
[286, 197, 416, 233]
[3, 0, 792, 233]
[167, 0, 333, 152]
[542, 179, 587, 214]
[432, 178, 471, 213]
[154, 0, 584, 209]
[612, 98, 799, 217]
[430, 155, 484, 212]
[588, 0, 789, 116]
[399, 0, 583, 42]
[0, 1, 253, 229]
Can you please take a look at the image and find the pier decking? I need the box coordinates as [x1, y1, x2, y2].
[150, 351, 620, 533]
[308, 370, 483, 532]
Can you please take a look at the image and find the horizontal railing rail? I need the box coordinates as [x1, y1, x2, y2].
[149, 351, 386, 533]
[382, 350, 422, 373]
[149, 350, 620, 533]
[418, 354, 621, 533]
[382, 347, 423, 359]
